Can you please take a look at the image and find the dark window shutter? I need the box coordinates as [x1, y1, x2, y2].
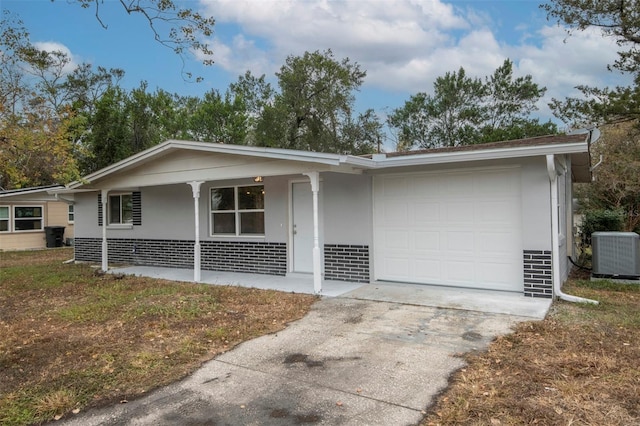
[98, 193, 103, 226]
[132, 191, 142, 226]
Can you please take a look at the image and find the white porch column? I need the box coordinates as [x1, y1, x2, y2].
[101, 189, 109, 272]
[188, 181, 204, 282]
[303, 171, 322, 294]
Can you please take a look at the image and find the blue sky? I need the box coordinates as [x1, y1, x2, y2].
[3, 0, 628, 137]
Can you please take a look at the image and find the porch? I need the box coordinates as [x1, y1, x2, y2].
[110, 266, 551, 319]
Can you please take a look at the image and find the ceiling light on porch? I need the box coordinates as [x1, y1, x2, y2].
[254, 176, 263, 182]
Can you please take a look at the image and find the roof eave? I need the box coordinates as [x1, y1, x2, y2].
[70, 140, 350, 188]
[370, 141, 589, 169]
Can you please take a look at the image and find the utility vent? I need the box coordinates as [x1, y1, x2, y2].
[592, 232, 640, 279]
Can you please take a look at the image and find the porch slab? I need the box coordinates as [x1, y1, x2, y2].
[110, 266, 365, 297]
[109, 266, 551, 319]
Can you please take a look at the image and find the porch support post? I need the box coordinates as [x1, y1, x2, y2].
[304, 171, 322, 294]
[188, 181, 204, 282]
[101, 189, 109, 272]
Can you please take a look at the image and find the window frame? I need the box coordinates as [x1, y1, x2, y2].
[209, 184, 265, 237]
[108, 193, 133, 226]
[13, 205, 44, 232]
[68, 204, 75, 224]
[0, 205, 10, 233]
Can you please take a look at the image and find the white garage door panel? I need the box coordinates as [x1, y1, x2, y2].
[374, 167, 523, 292]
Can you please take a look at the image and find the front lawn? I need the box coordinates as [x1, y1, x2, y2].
[422, 276, 640, 425]
[0, 249, 317, 425]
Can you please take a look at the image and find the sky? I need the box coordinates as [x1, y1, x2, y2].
[2, 0, 630, 143]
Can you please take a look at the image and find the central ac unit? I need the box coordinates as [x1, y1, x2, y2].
[592, 232, 640, 279]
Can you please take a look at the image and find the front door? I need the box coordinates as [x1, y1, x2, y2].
[292, 181, 314, 273]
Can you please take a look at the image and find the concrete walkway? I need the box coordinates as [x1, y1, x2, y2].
[61, 297, 536, 426]
[111, 266, 551, 319]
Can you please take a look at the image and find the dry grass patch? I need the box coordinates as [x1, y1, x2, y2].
[422, 275, 640, 425]
[0, 248, 317, 425]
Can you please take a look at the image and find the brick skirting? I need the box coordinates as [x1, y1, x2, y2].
[523, 250, 553, 298]
[324, 244, 370, 283]
[74, 238, 287, 276]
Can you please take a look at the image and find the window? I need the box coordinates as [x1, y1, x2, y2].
[109, 194, 133, 225]
[0, 206, 9, 232]
[211, 185, 264, 236]
[68, 205, 74, 223]
[14, 206, 43, 231]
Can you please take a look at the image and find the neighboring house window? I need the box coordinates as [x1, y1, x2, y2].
[0, 206, 9, 232]
[14, 206, 43, 231]
[68, 205, 74, 223]
[109, 194, 133, 225]
[210, 185, 264, 236]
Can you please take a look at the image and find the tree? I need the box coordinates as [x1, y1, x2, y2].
[480, 59, 548, 139]
[388, 60, 554, 150]
[542, 0, 640, 74]
[576, 121, 640, 232]
[255, 49, 379, 154]
[84, 86, 131, 172]
[66, 0, 215, 81]
[543, 0, 640, 124]
[0, 104, 80, 189]
[189, 89, 248, 144]
[543, 1, 640, 236]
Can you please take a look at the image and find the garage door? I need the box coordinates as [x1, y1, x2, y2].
[373, 167, 523, 291]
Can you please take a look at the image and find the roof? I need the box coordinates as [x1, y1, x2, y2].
[65, 133, 592, 190]
[0, 185, 65, 198]
[374, 134, 588, 158]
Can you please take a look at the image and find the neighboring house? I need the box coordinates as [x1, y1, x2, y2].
[59, 134, 593, 298]
[0, 185, 74, 251]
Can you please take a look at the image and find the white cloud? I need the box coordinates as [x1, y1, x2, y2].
[32, 41, 80, 74]
[198, 0, 630, 123]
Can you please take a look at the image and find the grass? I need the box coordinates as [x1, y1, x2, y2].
[0, 248, 317, 425]
[422, 271, 640, 425]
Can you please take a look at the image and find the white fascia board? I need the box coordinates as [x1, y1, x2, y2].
[168, 140, 345, 164]
[369, 142, 589, 169]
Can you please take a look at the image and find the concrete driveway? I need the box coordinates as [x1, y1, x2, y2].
[62, 297, 534, 426]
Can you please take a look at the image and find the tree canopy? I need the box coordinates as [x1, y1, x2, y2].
[543, 0, 640, 124]
[388, 59, 555, 150]
[254, 50, 381, 155]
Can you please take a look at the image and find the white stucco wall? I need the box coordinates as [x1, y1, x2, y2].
[322, 173, 373, 246]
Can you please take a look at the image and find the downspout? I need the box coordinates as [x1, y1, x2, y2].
[546, 154, 598, 304]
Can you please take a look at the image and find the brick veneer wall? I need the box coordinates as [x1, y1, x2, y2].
[523, 250, 553, 298]
[324, 244, 370, 283]
[74, 238, 287, 275]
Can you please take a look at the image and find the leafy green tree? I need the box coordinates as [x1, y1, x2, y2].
[84, 86, 131, 172]
[0, 103, 80, 189]
[388, 60, 554, 150]
[255, 49, 379, 154]
[229, 71, 274, 144]
[576, 121, 640, 232]
[543, 0, 640, 124]
[543, 1, 640, 235]
[189, 89, 248, 144]
[389, 68, 485, 149]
